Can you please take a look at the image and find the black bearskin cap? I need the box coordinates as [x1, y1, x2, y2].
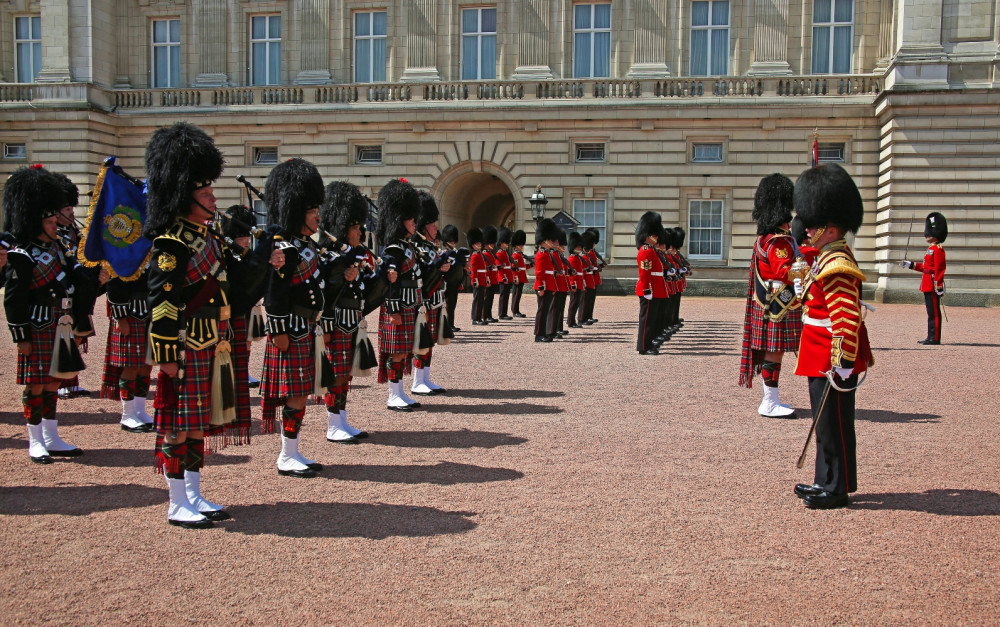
[790, 215, 808, 246]
[556, 229, 567, 246]
[466, 227, 483, 246]
[416, 190, 440, 234]
[568, 231, 583, 251]
[924, 212, 948, 243]
[3, 165, 66, 243]
[497, 227, 512, 246]
[658, 225, 675, 248]
[673, 226, 686, 247]
[376, 178, 420, 243]
[265, 158, 324, 237]
[752, 173, 794, 235]
[635, 211, 663, 249]
[222, 204, 254, 239]
[321, 181, 368, 242]
[441, 224, 459, 245]
[144, 122, 224, 238]
[52, 172, 79, 208]
[585, 227, 601, 243]
[535, 218, 559, 247]
[793, 163, 863, 234]
[482, 225, 498, 246]
[511, 229, 526, 247]
[581, 229, 597, 250]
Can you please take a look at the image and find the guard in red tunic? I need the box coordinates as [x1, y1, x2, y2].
[481, 226, 499, 323]
[792, 163, 874, 510]
[566, 231, 588, 328]
[440, 224, 466, 333]
[3, 165, 94, 464]
[582, 228, 605, 325]
[494, 228, 515, 320]
[552, 230, 571, 338]
[467, 227, 488, 325]
[144, 123, 235, 527]
[672, 227, 692, 328]
[899, 212, 947, 345]
[411, 190, 452, 395]
[635, 212, 668, 355]
[739, 174, 802, 418]
[533, 219, 559, 342]
[510, 229, 531, 318]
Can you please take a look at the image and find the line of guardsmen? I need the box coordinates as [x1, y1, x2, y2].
[634, 213, 692, 356]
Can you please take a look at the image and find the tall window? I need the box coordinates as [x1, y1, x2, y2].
[14, 16, 42, 83]
[573, 3, 611, 78]
[574, 199, 607, 256]
[355, 11, 387, 83]
[812, 0, 853, 74]
[250, 15, 281, 85]
[462, 8, 497, 80]
[688, 199, 724, 259]
[690, 1, 729, 76]
[151, 19, 181, 88]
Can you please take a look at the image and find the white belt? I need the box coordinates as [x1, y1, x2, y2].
[545, 270, 555, 274]
[651, 272, 663, 276]
[475, 269, 486, 273]
[802, 314, 832, 329]
[768, 280, 788, 289]
[503, 265, 512, 270]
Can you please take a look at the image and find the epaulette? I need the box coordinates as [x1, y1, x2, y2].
[815, 248, 865, 284]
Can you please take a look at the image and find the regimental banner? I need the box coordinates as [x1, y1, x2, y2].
[78, 156, 153, 281]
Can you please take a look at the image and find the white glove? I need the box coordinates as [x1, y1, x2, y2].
[834, 367, 852, 380]
[793, 278, 803, 298]
[898, 260, 914, 269]
[935, 286, 945, 296]
[667, 269, 676, 276]
[643, 291, 653, 301]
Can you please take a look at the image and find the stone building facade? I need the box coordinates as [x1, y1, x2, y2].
[1, 0, 999, 304]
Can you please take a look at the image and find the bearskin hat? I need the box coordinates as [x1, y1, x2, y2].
[52, 172, 79, 208]
[790, 215, 808, 246]
[673, 226, 686, 248]
[556, 228, 567, 247]
[568, 231, 584, 251]
[3, 165, 66, 243]
[264, 158, 324, 238]
[416, 190, 440, 235]
[482, 225, 498, 247]
[376, 178, 420, 244]
[581, 229, 597, 250]
[441, 224, 459, 245]
[635, 211, 663, 249]
[658, 224, 675, 248]
[535, 218, 559, 247]
[511, 229, 526, 247]
[752, 173, 794, 235]
[497, 227, 512, 247]
[144, 122, 224, 238]
[321, 181, 368, 243]
[924, 212, 948, 243]
[466, 227, 483, 247]
[793, 163, 863, 234]
[585, 227, 601, 243]
[221, 204, 254, 239]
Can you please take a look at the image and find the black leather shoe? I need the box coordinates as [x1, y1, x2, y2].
[353, 431, 369, 439]
[569, 324, 583, 328]
[329, 435, 359, 444]
[487, 318, 499, 323]
[430, 388, 447, 395]
[639, 348, 660, 355]
[804, 491, 849, 509]
[201, 509, 232, 522]
[450, 326, 462, 332]
[47, 448, 83, 457]
[409, 389, 435, 396]
[406, 401, 422, 409]
[535, 335, 546, 342]
[168, 518, 214, 529]
[500, 315, 513, 320]
[513, 313, 526, 318]
[918, 339, 940, 345]
[386, 404, 412, 412]
[306, 462, 324, 471]
[540, 335, 553, 342]
[122, 423, 153, 433]
[278, 467, 318, 478]
[30, 454, 53, 465]
[794, 483, 825, 499]
[585, 319, 597, 324]
[472, 320, 487, 326]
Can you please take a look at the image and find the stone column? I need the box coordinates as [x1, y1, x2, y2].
[747, 0, 792, 75]
[875, 0, 896, 69]
[512, 0, 554, 79]
[296, 0, 333, 84]
[400, 0, 441, 82]
[36, 0, 72, 82]
[192, 0, 230, 87]
[885, 0, 948, 88]
[112, 1, 134, 88]
[627, 0, 671, 77]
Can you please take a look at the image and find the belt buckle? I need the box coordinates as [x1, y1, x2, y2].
[61, 298, 72, 310]
[219, 305, 231, 321]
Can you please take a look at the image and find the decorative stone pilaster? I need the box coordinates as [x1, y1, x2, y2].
[747, 0, 792, 76]
[400, 0, 441, 82]
[295, 0, 333, 84]
[193, 0, 230, 87]
[512, 0, 553, 80]
[36, 0, 72, 83]
[885, 0, 948, 89]
[626, 0, 670, 78]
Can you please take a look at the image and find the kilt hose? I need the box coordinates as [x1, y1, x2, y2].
[377, 305, 416, 383]
[738, 286, 803, 388]
[228, 315, 252, 445]
[324, 327, 357, 380]
[260, 330, 316, 434]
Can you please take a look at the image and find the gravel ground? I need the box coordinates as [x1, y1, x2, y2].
[1, 294, 998, 625]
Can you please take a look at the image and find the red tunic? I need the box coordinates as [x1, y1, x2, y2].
[533, 248, 557, 291]
[494, 248, 514, 285]
[587, 249, 603, 285]
[636, 244, 668, 298]
[512, 250, 529, 284]
[568, 253, 587, 290]
[755, 232, 797, 284]
[469, 250, 489, 287]
[482, 250, 498, 286]
[913, 243, 945, 292]
[580, 253, 597, 289]
[795, 240, 873, 377]
[554, 253, 569, 292]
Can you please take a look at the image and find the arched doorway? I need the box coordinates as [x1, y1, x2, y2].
[431, 162, 519, 243]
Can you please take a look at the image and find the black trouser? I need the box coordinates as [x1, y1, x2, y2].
[485, 285, 498, 319]
[810, 375, 858, 496]
[924, 291, 942, 342]
[471, 285, 487, 322]
[567, 290, 584, 326]
[534, 291, 555, 336]
[512, 283, 525, 314]
[553, 291, 567, 333]
[636, 297, 664, 351]
[583, 288, 597, 321]
[445, 280, 460, 328]
[498, 282, 512, 317]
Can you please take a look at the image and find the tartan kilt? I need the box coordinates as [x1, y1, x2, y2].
[324, 328, 356, 380]
[425, 307, 441, 347]
[154, 344, 217, 434]
[107, 316, 149, 368]
[745, 298, 803, 352]
[260, 331, 316, 399]
[16, 323, 63, 386]
[378, 305, 416, 355]
[229, 316, 252, 435]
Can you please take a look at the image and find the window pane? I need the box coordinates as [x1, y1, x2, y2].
[574, 33, 591, 77]
[711, 29, 728, 74]
[16, 17, 29, 39]
[16, 43, 31, 81]
[833, 26, 852, 73]
[356, 12, 370, 36]
[712, 1, 729, 26]
[481, 35, 497, 79]
[692, 2, 709, 26]
[269, 16, 281, 39]
[594, 32, 610, 77]
[482, 8, 497, 32]
[812, 27, 830, 73]
[575, 4, 591, 29]
[269, 41, 281, 84]
[154, 20, 166, 43]
[462, 37, 478, 80]
[252, 16, 266, 39]
[373, 12, 386, 36]
[834, 0, 853, 22]
[355, 40, 370, 82]
[691, 30, 708, 75]
[154, 48, 167, 87]
[170, 46, 180, 87]
[373, 40, 386, 81]
[252, 43, 267, 84]
[32, 42, 41, 79]
[32, 16, 40, 37]
[462, 9, 478, 33]
[170, 19, 180, 43]
[594, 4, 611, 28]
[814, 0, 831, 22]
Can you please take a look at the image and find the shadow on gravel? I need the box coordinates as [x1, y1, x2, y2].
[75, 448, 253, 468]
[0, 484, 164, 516]
[0, 410, 117, 427]
[445, 388, 565, 399]
[422, 402, 562, 415]
[319, 461, 523, 485]
[223, 502, 478, 539]
[850, 489, 1000, 516]
[369, 429, 527, 449]
[856, 409, 941, 424]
